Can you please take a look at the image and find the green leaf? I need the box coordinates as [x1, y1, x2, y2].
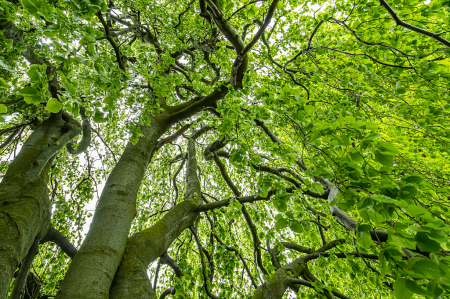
[93, 110, 107, 123]
[275, 217, 288, 230]
[357, 224, 373, 248]
[27, 65, 44, 82]
[394, 279, 412, 299]
[62, 81, 77, 96]
[0, 57, 14, 72]
[45, 98, 63, 113]
[0, 78, 9, 88]
[21, 0, 39, 13]
[0, 104, 6, 113]
[375, 151, 394, 168]
[18, 86, 38, 96]
[289, 220, 303, 233]
[24, 96, 42, 104]
[311, 182, 324, 195]
[404, 279, 433, 296]
[402, 175, 425, 184]
[350, 152, 363, 162]
[398, 185, 417, 200]
[378, 141, 399, 154]
[415, 232, 441, 253]
[407, 257, 441, 279]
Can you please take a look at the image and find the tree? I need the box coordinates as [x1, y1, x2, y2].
[0, 0, 449, 297]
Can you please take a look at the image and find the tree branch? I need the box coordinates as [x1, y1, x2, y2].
[41, 226, 78, 259]
[379, 0, 450, 48]
[66, 107, 91, 155]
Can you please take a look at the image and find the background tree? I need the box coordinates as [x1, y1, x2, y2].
[0, 0, 449, 298]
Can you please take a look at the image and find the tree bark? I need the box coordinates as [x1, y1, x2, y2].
[0, 113, 81, 298]
[56, 116, 170, 299]
[109, 127, 205, 299]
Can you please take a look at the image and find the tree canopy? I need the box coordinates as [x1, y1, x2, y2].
[0, 0, 450, 298]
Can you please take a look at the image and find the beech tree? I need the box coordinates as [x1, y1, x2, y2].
[1, 0, 450, 298]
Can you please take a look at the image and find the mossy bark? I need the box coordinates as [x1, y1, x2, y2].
[0, 113, 80, 298]
[251, 257, 306, 299]
[109, 129, 204, 299]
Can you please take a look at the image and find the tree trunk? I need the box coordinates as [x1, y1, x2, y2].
[0, 113, 81, 298]
[109, 127, 205, 299]
[56, 116, 170, 299]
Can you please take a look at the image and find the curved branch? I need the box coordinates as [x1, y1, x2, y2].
[242, 0, 279, 56]
[41, 226, 78, 259]
[214, 234, 258, 289]
[27, 112, 82, 182]
[160, 252, 183, 278]
[66, 107, 91, 155]
[159, 287, 175, 299]
[174, 0, 195, 29]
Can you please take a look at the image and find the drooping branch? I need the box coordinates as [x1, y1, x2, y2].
[212, 153, 241, 196]
[66, 107, 91, 155]
[195, 190, 277, 212]
[190, 227, 219, 299]
[0, 122, 31, 138]
[253, 118, 308, 171]
[287, 277, 352, 299]
[211, 153, 269, 276]
[159, 287, 175, 299]
[203, 137, 227, 160]
[91, 127, 117, 163]
[152, 258, 162, 291]
[200, 52, 221, 86]
[27, 113, 82, 183]
[214, 234, 258, 289]
[318, 178, 388, 243]
[281, 242, 313, 254]
[174, 0, 195, 28]
[151, 123, 193, 160]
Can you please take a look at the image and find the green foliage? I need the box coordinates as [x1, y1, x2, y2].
[1, 0, 449, 297]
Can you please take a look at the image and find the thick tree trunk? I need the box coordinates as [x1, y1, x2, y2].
[0, 113, 81, 298]
[109, 128, 205, 299]
[56, 117, 170, 299]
